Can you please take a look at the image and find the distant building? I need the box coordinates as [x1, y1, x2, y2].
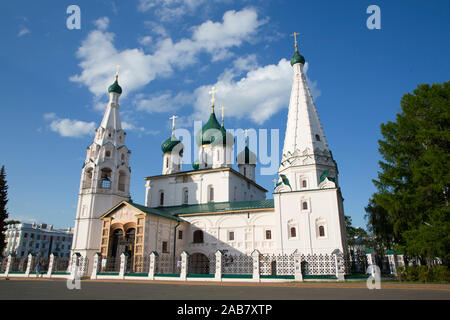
[2, 222, 73, 258]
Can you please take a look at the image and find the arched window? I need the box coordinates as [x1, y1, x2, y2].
[99, 168, 112, 189]
[121, 153, 125, 161]
[166, 157, 169, 168]
[105, 150, 111, 157]
[315, 134, 321, 141]
[193, 230, 204, 243]
[183, 188, 189, 204]
[243, 167, 247, 177]
[302, 201, 308, 210]
[159, 191, 164, 206]
[302, 180, 307, 188]
[290, 227, 296, 238]
[319, 226, 325, 237]
[118, 170, 126, 192]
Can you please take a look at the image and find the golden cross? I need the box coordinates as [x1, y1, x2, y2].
[169, 115, 178, 133]
[115, 64, 120, 80]
[209, 86, 217, 106]
[290, 32, 300, 50]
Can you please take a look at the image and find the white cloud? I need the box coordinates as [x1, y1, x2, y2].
[46, 116, 97, 138]
[192, 58, 293, 124]
[18, 26, 30, 37]
[70, 9, 265, 98]
[93, 17, 109, 31]
[138, 0, 207, 21]
[135, 91, 194, 114]
[43, 112, 57, 120]
[122, 121, 160, 136]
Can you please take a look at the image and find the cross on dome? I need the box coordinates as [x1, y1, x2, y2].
[290, 32, 300, 51]
[170, 115, 178, 133]
[209, 86, 217, 111]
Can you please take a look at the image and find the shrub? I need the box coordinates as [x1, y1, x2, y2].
[430, 265, 449, 283]
[417, 265, 430, 283]
[396, 266, 407, 281]
[406, 266, 419, 281]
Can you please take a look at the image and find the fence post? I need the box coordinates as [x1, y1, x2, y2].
[46, 254, 55, 278]
[180, 251, 189, 281]
[25, 253, 34, 277]
[148, 251, 158, 280]
[4, 254, 12, 278]
[332, 249, 345, 281]
[294, 251, 303, 282]
[386, 250, 397, 275]
[70, 253, 80, 280]
[91, 253, 101, 280]
[119, 253, 128, 279]
[365, 249, 376, 274]
[215, 250, 222, 282]
[251, 250, 260, 282]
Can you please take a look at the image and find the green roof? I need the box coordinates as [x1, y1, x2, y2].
[290, 49, 305, 66]
[237, 146, 257, 164]
[108, 79, 122, 94]
[121, 199, 274, 221]
[195, 112, 233, 146]
[161, 134, 183, 154]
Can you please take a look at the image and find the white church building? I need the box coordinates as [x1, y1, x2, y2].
[70, 40, 348, 273]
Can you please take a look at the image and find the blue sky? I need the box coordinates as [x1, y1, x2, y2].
[0, 0, 449, 230]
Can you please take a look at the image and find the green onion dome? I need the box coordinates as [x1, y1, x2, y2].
[192, 160, 200, 170]
[108, 77, 122, 94]
[161, 134, 183, 155]
[290, 49, 305, 66]
[237, 145, 257, 165]
[195, 112, 234, 147]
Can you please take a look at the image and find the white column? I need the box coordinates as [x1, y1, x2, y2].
[215, 250, 222, 281]
[148, 252, 158, 280]
[180, 251, 189, 281]
[25, 253, 34, 277]
[294, 252, 303, 282]
[46, 254, 55, 278]
[251, 250, 260, 282]
[91, 253, 101, 279]
[119, 253, 127, 279]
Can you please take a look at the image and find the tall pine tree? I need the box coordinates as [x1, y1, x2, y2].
[371, 82, 450, 267]
[0, 166, 9, 256]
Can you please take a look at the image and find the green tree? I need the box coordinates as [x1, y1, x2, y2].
[371, 82, 450, 267]
[364, 197, 395, 251]
[345, 215, 371, 249]
[0, 166, 9, 255]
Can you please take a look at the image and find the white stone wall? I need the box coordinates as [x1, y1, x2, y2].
[145, 170, 266, 207]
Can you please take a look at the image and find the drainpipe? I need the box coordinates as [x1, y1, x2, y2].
[172, 221, 180, 273]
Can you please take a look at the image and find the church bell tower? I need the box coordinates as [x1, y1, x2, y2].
[71, 73, 131, 261]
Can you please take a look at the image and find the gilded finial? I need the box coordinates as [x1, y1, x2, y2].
[220, 106, 226, 127]
[169, 115, 178, 134]
[115, 64, 120, 81]
[290, 32, 300, 51]
[208, 86, 217, 112]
